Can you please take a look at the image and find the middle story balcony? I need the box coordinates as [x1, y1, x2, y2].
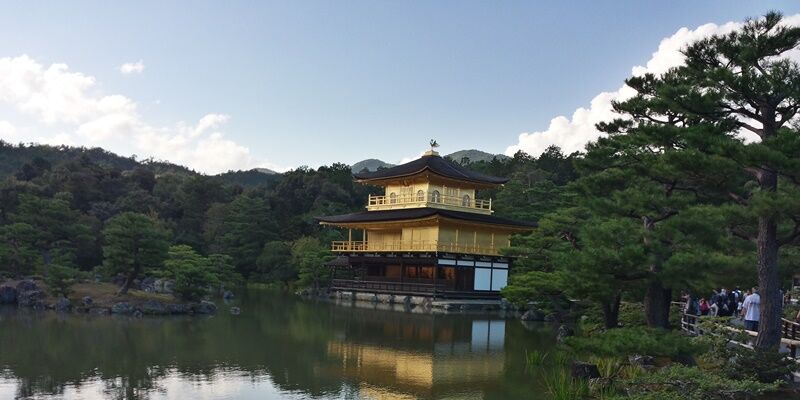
[330, 240, 500, 256]
[367, 191, 492, 214]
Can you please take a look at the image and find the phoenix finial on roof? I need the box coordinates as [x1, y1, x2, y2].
[429, 139, 439, 150]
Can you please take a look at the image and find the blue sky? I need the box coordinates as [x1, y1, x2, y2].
[0, 1, 797, 172]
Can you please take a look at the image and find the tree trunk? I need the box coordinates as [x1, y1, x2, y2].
[601, 292, 622, 329]
[118, 265, 140, 295]
[644, 280, 672, 329]
[754, 171, 782, 350]
[641, 216, 672, 329]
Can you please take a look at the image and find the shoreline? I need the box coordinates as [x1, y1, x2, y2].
[0, 278, 219, 316]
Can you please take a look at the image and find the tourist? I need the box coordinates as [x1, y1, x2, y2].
[709, 290, 719, 317]
[741, 287, 761, 332]
[717, 289, 730, 316]
[727, 289, 739, 317]
[699, 298, 710, 316]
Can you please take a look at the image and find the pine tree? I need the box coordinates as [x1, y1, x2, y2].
[0, 223, 41, 278]
[665, 12, 800, 349]
[102, 212, 169, 294]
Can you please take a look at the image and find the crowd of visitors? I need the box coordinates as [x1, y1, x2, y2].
[683, 287, 762, 331]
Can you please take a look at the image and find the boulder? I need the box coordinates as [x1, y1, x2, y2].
[140, 301, 169, 315]
[628, 354, 655, 367]
[230, 306, 241, 315]
[556, 324, 575, 343]
[16, 280, 38, 293]
[17, 290, 45, 308]
[166, 303, 192, 314]
[82, 296, 93, 307]
[223, 290, 234, 300]
[571, 361, 601, 380]
[162, 280, 175, 294]
[54, 297, 71, 312]
[520, 309, 545, 321]
[132, 310, 144, 318]
[111, 275, 127, 287]
[111, 302, 134, 315]
[193, 300, 217, 315]
[0, 285, 17, 304]
[90, 307, 110, 315]
[544, 313, 557, 322]
[140, 277, 157, 293]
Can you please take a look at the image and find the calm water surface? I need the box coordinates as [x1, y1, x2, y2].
[0, 289, 555, 399]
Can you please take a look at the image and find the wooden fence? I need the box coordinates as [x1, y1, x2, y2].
[674, 301, 800, 359]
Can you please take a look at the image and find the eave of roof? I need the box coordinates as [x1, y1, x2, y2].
[317, 208, 536, 230]
[353, 155, 509, 185]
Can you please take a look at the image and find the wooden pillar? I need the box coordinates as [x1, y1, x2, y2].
[348, 228, 352, 250]
[400, 260, 405, 291]
[433, 262, 438, 298]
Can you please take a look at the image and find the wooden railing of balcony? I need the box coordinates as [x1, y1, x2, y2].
[330, 240, 499, 255]
[331, 279, 447, 295]
[367, 191, 492, 213]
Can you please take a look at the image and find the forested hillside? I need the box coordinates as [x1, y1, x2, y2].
[0, 139, 576, 289]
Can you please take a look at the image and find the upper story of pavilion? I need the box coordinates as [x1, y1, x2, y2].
[352, 150, 507, 215]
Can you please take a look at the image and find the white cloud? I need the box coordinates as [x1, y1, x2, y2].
[0, 120, 18, 142]
[506, 15, 800, 158]
[119, 60, 145, 75]
[0, 55, 262, 174]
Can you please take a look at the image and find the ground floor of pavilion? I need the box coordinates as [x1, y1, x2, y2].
[328, 253, 511, 299]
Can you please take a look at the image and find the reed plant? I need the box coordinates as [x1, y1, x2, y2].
[541, 369, 589, 400]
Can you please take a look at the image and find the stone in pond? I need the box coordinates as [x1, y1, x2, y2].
[111, 302, 134, 315]
[0, 285, 17, 304]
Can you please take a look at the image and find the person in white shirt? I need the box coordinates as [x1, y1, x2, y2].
[740, 287, 761, 332]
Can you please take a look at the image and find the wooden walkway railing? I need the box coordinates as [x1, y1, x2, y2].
[674, 301, 800, 359]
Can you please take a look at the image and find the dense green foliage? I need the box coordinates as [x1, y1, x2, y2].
[0, 130, 576, 296]
[565, 327, 703, 359]
[619, 365, 778, 400]
[501, 13, 800, 340]
[101, 212, 170, 294]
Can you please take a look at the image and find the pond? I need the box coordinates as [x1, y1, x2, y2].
[0, 288, 556, 399]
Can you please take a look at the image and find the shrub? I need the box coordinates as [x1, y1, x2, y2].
[45, 264, 78, 297]
[621, 365, 778, 400]
[173, 263, 218, 301]
[565, 327, 704, 359]
[618, 302, 647, 327]
[165, 245, 220, 301]
[698, 335, 797, 383]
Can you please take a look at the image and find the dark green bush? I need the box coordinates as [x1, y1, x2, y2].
[44, 264, 78, 297]
[565, 327, 704, 359]
[620, 365, 778, 400]
[698, 335, 797, 383]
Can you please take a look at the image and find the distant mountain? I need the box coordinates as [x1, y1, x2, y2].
[351, 158, 394, 173]
[254, 167, 278, 175]
[0, 141, 193, 178]
[350, 150, 509, 172]
[0, 141, 282, 187]
[445, 149, 509, 164]
[215, 168, 281, 187]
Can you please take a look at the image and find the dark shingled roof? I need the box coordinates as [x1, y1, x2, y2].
[317, 207, 536, 229]
[353, 154, 509, 185]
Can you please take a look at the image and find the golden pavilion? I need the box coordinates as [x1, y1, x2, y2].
[318, 148, 534, 299]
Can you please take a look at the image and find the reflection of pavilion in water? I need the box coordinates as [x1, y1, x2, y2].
[324, 310, 506, 399]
